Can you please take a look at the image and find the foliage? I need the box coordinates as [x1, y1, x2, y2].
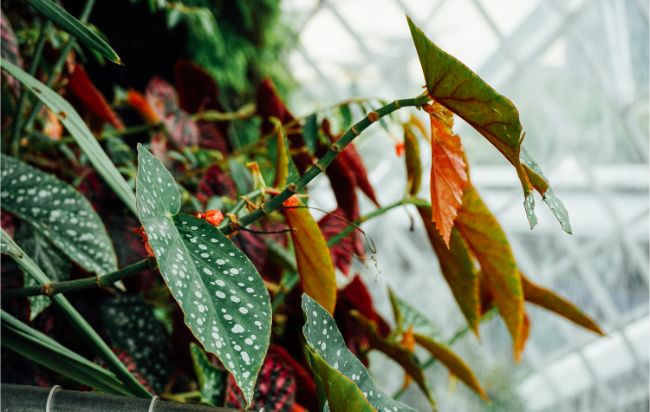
[0, 3, 603, 411]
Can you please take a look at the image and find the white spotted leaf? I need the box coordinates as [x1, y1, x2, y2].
[135, 144, 271, 405]
[190, 343, 227, 406]
[1, 154, 117, 274]
[301, 294, 417, 412]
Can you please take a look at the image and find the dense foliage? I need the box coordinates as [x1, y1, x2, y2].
[1, 2, 603, 411]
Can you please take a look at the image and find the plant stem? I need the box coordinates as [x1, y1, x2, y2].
[2, 258, 155, 300]
[222, 94, 431, 235]
[217, 188, 264, 230]
[326, 197, 430, 247]
[1, 230, 151, 397]
[21, 0, 96, 136]
[392, 308, 499, 400]
[10, 21, 49, 156]
[192, 103, 255, 122]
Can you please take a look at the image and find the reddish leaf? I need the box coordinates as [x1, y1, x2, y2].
[318, 209, 355, 276]
[283, 196, 337, 314]
[174, 60, 221, 113]
[226, 350, 298, 412]
[429, 108, 468, 247]
[197, 121, 230, 153]
[521, 273, 604, 335]
[455, 184, 525, 359]
[341, 275, 390, 337]
[197, 164, 237, 204]
[145, 77, 199, 148]
[268, 345, 317, 411]
[67, 64, 124, 130]
[340, 143, 380, 207]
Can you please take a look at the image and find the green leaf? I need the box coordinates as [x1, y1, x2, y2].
[520, 149, 572, 234]
[306, 347, 377, 412]
[388, 288, 440, 340]
[135, 145, 271, 405]
[301, 294, 417, 412]
[16, 225, 71, 320]
[455, 184, 525, 359]
[1, 154, 117, 275]
[0, 61, 137, 215]
[190, 343, 228, 406]
[100, 294, 173, 393]
[27, 0, 121, 64]
[350, 311, 436, 411]
[339, 103, 353, 132]
[416, 206, 480, 335]
[1, 310, 131, 396]
[413, 332, 487, 400]
[407, 17, 568, 230]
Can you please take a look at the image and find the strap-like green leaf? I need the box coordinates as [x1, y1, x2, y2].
[190, 343, 228, 406]
[1, 154, 117, 275]
[27, 0, 121, 64]
[301, 294, 417, 412]
[0, 61, 136, 215]
[136, 145, 271, 405]
[2, 311, 131, 396]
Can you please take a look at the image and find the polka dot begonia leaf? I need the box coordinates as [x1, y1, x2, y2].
[99, 294, 173, 394]
[190, 343, 227, 406]
[135, 145, 271, 405]
[0, 154, 117, 275]
[301, 294, 417, 412]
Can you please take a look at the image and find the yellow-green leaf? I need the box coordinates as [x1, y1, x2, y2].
[416, 206, 480, 335]
[455, 184, 525, 359]
[283, 197, 337, 314]
[521, 273, 604, 336]
[413, 332, 487, 400]
[403, 123, 422, 196]
[350, 310, 436, 411]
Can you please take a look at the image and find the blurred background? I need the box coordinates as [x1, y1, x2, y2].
[282, 0, 649, 411]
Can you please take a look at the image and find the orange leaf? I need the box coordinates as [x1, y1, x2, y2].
[127, 90, 160, 124]
[400, 325, 416, 390]
[521, 273, 604, 336]
[67, 64, 124, 130]
[413, 332, 488, 400]
[429, 110, 468, 247]
[417, 206, 480, 335]
[283, 196, 337, 314]
[455, 184, 525, 360]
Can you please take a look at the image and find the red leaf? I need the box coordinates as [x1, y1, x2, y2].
[197, 164, 237, 204]
[268, 345, 317, 411]
[341, 275, 391, 337]
[197, 120, 230, 153]
[145, 77, 199, 148]
[340, 143, 380, 207]
[174, 60, 221, 113]
[429, 109, 469, 246]
[67, 64, 124, 130]
[318, 209, 355, 276]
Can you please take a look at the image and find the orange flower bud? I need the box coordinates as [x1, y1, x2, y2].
[203, 209, 224, 226]
[395, 142, 405, 157]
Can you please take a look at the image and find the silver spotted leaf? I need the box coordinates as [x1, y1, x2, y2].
[100, 294, 173, 393]
[191, 343, 227, 406]
[0, 154, 117, 274]
[135, 144, 271, 405]
[301, 294, 416, 412]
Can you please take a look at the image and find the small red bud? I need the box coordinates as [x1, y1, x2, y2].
[203, 210, 224, 226]
[395, 142, 405, 157]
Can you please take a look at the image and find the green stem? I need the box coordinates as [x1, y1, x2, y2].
[222, 94, 431, 235]
[22, 0, 95, 135]
[1, 230, 150, 397]
[192, 102, 255, 122]
[10, 21, 49, 156]
[217, 188, 264, 230]
[2, 258, 155, 300]
[392, 308, 498, 400]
